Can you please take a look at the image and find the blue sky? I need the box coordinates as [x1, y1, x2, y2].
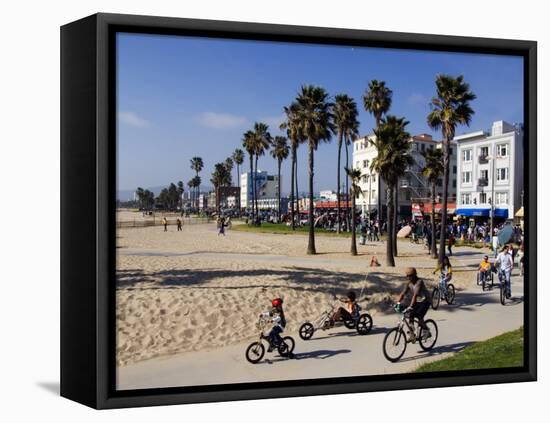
[117, 32, 523, 194]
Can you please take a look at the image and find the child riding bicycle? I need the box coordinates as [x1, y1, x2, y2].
[259, 298, 286, 351]
[433, 256, 452, 288]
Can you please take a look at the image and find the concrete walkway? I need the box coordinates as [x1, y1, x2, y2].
[117, 272, 524, 390]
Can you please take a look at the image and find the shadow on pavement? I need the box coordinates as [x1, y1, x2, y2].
[398, 341, 475, 363]
[310, 326, 389, 341]
[261, 348, 352, 364]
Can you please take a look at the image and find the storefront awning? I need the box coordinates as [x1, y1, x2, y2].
[455, 208, 509, 218]
[412, 202, 456, 215]
[515, 206, 524, 218]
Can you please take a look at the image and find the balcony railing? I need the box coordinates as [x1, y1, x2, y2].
[479, 155, 489, 164]
[478, 177, 488, 187]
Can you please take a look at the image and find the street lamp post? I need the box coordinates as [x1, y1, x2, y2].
[489, 155, 495, 238]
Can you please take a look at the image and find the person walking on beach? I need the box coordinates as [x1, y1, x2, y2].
[176, 217, 182, 231]
[218, 217, 226, 236]
[447, 232, 455, 256]
[162, 217, 168, 232]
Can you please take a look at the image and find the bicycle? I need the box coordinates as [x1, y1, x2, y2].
[431, 274, 455, 310]
[298, 296, 373, 340]
[498, 268, 511, 306]
[382, 304, 438, 362]
[245, 316, 295, 363]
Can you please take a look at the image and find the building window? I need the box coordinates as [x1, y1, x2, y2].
[462, 149, 472, 162]
[453, 165, 457, 174]
[449, 148, 453, 155]
[462, 171, 472, 184]
[372, 174, 376, 183]
[437, 179, 442, 187]
[363, 159, 368, 168]
[421, 144, 425, 152]
[480, 146, 489, 157]
[495, 192, 509, 205]
[496, 167, 509, 181]
[497, 144, 508, 157]
[480, 169, 489, 180]
[452, 179, 457, 188]
[479, 192, 487, 204]
[461, 194, 471, 205]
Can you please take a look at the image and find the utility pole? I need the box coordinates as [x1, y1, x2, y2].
[489, 155, 495, 238]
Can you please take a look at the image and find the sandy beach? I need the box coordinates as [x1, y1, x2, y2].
[116, 217, 488, 367]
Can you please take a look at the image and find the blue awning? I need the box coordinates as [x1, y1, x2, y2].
[455, 208, 508, 218]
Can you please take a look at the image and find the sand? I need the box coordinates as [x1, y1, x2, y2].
[116, 218, 485, 366]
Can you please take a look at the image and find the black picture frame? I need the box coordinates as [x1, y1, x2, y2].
[61, 12, 537, 409]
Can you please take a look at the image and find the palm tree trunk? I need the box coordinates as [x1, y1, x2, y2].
[277, 159, 281, 221]
[254, 156, 259, 218]
[350, 190, 357, 256]
[431, 182, 437, 258]
[295, 154, 300, 218]
[345, 138, 350, 231]
[249, 156, 254, 220]
[236, 164, 240, 209]
[290, 146, 296, 230]
[337, 132, 342, 233]
[307, 142, 316, 255]
[438, 139, 450, 264]
[393, 186, 398, 257]
[386, 186, 395, 266]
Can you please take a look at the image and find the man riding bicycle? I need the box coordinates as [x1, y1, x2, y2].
[496, 245, 514, 299]
[396, 267, 431, 341]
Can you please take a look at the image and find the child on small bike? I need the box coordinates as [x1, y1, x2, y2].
[329, 291, 357, 326]
[433, 256, 452, 288]
[260, 298, 286, 351]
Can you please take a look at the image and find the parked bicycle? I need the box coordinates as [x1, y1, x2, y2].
[382, 304, 438, 362]
[245, 315, 295, 363]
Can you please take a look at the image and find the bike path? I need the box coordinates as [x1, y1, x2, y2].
[117, 274, 524, 390]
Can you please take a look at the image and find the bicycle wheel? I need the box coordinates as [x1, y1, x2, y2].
[431, 288, 441, 310]
[245, 341, 265, 364]
[419, 319, 438, 351]
[343, 319, 356, 329]
[356, 313, 373, 335]
[477, 272, 481, 286]
[383, 328, 407, 362]
[500, 283, 506, 305]
[299, 322, 315, 340]
[445, 284, 456, 304]
[482, 275, 487, 291]
[278, 336, 295, 357]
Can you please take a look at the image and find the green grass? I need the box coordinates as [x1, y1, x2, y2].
[232, 222, 389, 239]
[415, 327, 524, 373]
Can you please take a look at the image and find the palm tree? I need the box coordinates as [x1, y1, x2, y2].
[281, 102, 305, 230]
[252, 122, 272, 214]
[363, 80, 393, 235]
[190, 157, 204, 210]
[270, 136, 290, 220]
[136, 187, 145, 208]
[427, 74, 476, 263]
[346, 167, 362, 255]
[211, 162, 232, 213]
[224, 157, 234, 182]
[371, 116, 413, 266]
[177, 181, 184, 210]
[294, 85, 335, 255]
[334, 94, 360, 233]
[421, 148, 445, 258]
[232, 148, 244, 208]
[242, 130, 256, 219]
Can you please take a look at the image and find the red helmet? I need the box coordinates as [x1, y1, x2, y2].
[271, 298, 283, 308]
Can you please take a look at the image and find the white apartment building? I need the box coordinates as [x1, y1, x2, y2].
[455, 120, 523, 221]
[240, 170, 280, 209]
[352, 133, 457, 219]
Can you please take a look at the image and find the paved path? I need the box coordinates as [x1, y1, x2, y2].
[117, 272, 524, 390]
